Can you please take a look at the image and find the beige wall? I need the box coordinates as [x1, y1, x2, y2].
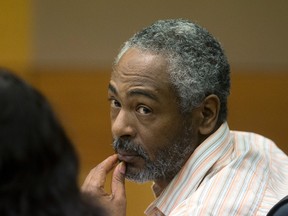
[32, 0, 288, 71]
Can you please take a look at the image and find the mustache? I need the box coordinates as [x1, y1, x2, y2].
[113, 138, 148, 160]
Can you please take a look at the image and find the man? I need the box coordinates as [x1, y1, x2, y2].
[82, 19, 288, 215]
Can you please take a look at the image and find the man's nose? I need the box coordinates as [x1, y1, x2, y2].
[111, 109, 136, 138]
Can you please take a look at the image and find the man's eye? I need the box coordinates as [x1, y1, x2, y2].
[137, 106, 151, 115]
[110, 99, 121, 108]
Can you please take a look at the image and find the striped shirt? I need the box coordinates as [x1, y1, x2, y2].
[144, 122, 288, 216]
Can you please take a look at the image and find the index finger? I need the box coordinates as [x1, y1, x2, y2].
[81, 154, 119, 194]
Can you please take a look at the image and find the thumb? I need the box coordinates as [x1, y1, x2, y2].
[112, 162, 126, 200]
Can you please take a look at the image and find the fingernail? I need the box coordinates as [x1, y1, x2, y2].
[119, 162, 126, 175]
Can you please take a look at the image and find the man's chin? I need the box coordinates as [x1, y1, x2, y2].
[124, 167, 155, 183]
[124, 174, 152, 184]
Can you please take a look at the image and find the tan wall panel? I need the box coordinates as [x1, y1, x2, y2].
[229, 72, 288, 154]
[27, 70, 288, 216]
[0, 0, 32, 73]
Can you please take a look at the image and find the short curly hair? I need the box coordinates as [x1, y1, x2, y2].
[115, 19, 230, 123]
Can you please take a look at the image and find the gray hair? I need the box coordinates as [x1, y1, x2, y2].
[114, 19, 230, 123]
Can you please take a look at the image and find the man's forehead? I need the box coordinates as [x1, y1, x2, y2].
[116, 48, 167, 71]
[112, 64, 170, 90]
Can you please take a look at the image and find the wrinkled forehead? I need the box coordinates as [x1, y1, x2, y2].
[112, 48, 170, 84]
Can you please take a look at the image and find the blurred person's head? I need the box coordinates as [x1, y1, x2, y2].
[0, 68, 104, 216]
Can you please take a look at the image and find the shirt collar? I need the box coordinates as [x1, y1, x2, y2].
[145, 122, 231, 215]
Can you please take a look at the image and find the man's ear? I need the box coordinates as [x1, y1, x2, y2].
[198, 94, 220, 135]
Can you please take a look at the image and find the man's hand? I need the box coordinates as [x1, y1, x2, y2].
[81, 154, 126, 216]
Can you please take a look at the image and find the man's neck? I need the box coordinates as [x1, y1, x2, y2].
[152, 179, 171, 197]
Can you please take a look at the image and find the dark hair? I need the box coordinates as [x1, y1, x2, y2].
[0, 69, 105, 216]
[115, 19, 230, 123]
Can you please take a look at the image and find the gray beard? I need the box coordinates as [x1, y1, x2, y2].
[112, 124, 195, 183]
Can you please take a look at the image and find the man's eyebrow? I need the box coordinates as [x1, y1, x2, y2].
[108, 83, 159, 101]
[108, 83, 118, 95]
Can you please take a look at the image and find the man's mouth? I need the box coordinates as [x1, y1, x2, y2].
[117, 150, 140, 163]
